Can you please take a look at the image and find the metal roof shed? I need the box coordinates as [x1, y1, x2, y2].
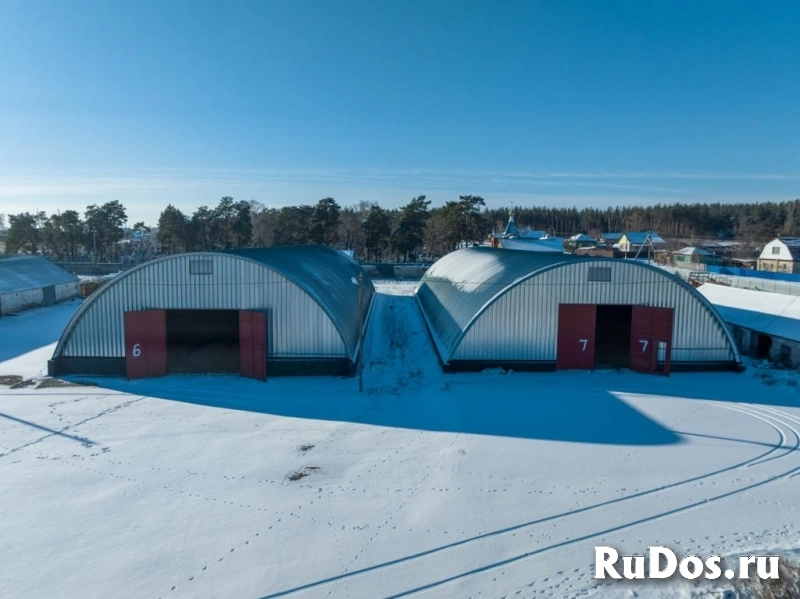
[415, 247, 741, 373]
[0, 256, 79, 315]
[49, 245, 374, 378]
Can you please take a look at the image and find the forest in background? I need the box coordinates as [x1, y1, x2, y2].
[2, 197, 800, 263]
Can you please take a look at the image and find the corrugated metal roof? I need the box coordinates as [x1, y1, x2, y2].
[698, 284, 800, 342]
[0, 256, 78, 294]
[415, 248, 589, 360]
[225, 245, 375, 357]
[623, 231, 666, 245]
[498, 238, 565, 252]
[675, 247, 713, 256]
[416, 247, 739, 365]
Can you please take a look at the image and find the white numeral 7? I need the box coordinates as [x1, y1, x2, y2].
[579, 338, 588, 351]
[639, 339, 648, 352]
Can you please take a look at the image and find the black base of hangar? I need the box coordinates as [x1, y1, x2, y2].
[441, 359, 745, 374]
[48, 356, 356, 379]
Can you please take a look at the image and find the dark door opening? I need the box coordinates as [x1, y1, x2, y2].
[756, 334, 772, 360]
[167, 310, 240, 374]
[594, 305, 633, 369]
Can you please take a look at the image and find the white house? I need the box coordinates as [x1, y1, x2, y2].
[757, 238, 800, 273]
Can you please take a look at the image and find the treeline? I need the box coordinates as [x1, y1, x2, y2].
[484, 200, 800, 242]
[157, 194, 487, 261]
[3, 197, 800, 263]
[1, 201, 144, 261]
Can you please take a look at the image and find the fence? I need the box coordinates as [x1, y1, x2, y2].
[662, 265, 800, 297]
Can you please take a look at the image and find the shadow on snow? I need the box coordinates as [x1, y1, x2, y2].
[67, 371, 683, 446]
[0, 299, 81, 362]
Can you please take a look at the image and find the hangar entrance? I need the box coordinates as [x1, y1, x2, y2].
[594, 305, 633, 368]
[556, 304, 674, 374]
[167, 310, 240, 374]
[124, 309, 266, 380]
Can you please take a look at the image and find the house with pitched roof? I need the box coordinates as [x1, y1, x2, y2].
[617, 232, 667, 255]
[757, 238, 800, 273]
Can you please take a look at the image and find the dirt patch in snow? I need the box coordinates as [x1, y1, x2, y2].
[0, 375, 37, 389]
[0, 375, 24, 387]
[36, 378, 84, 389]
[285, 466, 320, 482]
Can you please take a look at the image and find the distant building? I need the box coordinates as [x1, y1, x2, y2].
[575, 245, 619, 258]
[599, 232, 623, 246]
[490, 211, 564, 252]
[0, 256, 79, 315]
[672, 247, 722, 266]
[757, 238, 800, 273]
[566, 233, 597, 250]
[495, 238, 565, 253]
[698, 283, 800, 367]
[618, 232, 667, 255]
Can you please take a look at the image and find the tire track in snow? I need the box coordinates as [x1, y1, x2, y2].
[260, 402, 800, 598]
[377, 403, 800, 598]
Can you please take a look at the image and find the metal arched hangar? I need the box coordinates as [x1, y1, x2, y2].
[48, 246, 374, 380]
[415, 247, 743, 374]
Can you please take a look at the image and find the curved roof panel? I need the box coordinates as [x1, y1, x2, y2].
[415, 248, 583, 359]
[53, 245, 373, 362]
[225, 245, 374, 356]
[416, 247, 740, 366]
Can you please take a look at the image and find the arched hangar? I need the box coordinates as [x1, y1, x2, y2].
[49, 246, 374, 380]
[415, 247, 742, 374]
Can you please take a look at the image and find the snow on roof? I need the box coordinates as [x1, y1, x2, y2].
[779, 238, 800, 260]
[0, 256, 78, 295]
[568, 234, 597, 242]
[499, 238, 565, 253]
[675, 247, 713, 256]
[697, 284, 800, 342]
[623, 232, 666, 245]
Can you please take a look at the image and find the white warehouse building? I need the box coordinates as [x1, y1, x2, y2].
[415, 247, 742, 374]
[0, 256, 79, 316]
[49, 246, 374, 380]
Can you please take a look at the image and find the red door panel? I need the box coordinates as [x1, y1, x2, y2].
[239, 310, 267, 380]
[630, 306, 674, 375]
[557, 304, 596, 370]
[124, 310, 167, 379]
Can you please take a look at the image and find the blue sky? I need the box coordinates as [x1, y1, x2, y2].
[1, 0, 798, 224]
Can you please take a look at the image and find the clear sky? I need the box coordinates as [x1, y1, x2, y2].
[1, 0, 798, 225]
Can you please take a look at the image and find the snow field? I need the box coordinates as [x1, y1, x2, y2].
[0, 281, 799, 598]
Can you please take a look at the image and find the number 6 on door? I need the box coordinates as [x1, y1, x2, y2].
[132, 344, 142, 357]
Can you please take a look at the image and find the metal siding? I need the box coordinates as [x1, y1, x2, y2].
[438, 253, 737, 364]
[57, 254, 347, 360]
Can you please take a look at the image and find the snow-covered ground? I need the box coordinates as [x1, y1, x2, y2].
[1, 282, 800, 598]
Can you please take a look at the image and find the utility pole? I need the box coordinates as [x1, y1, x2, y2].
[357, 270, 364, 393]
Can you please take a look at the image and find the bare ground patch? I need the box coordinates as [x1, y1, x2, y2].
[285, 466, 321, 482]
[36, 378, 85, 389]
